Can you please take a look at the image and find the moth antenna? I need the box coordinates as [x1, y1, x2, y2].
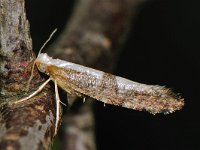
[26, 29, 57, 91]
[38, 28, 57, 55]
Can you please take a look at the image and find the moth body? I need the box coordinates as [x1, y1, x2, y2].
[14, 29, 184, 136]
[36, 53, 184, 114]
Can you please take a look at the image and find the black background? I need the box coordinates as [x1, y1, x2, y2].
[26, 0, 200, 149]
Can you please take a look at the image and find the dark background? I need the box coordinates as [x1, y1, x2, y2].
[26, 0, 200, 149]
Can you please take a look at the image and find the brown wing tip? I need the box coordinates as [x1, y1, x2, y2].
[148, 88, 185, 115]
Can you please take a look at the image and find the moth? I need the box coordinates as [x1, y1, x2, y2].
[14, 30, 184, 135]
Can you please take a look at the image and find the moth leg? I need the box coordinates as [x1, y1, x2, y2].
[14, 78, 52, 104]
[26, 60, 36, 91]
[83, 97, 86, 103]
[54, 79, 62, 136]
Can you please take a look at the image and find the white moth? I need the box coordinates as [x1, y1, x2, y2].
[14, 30, 184, 135]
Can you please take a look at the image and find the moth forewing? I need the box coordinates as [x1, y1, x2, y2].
[36, 53, 184, 114]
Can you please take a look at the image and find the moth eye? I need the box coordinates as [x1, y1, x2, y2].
[39, 63, 46, 73]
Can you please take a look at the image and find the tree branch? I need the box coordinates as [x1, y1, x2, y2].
[0, 0, 56, 149]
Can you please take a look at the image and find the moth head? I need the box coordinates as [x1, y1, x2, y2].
[35, 53, 52, 74]
[35, 60, 47, 73]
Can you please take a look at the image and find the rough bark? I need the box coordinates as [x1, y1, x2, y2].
[0, 0, 56, 150]
[47, 0, 146, 150]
